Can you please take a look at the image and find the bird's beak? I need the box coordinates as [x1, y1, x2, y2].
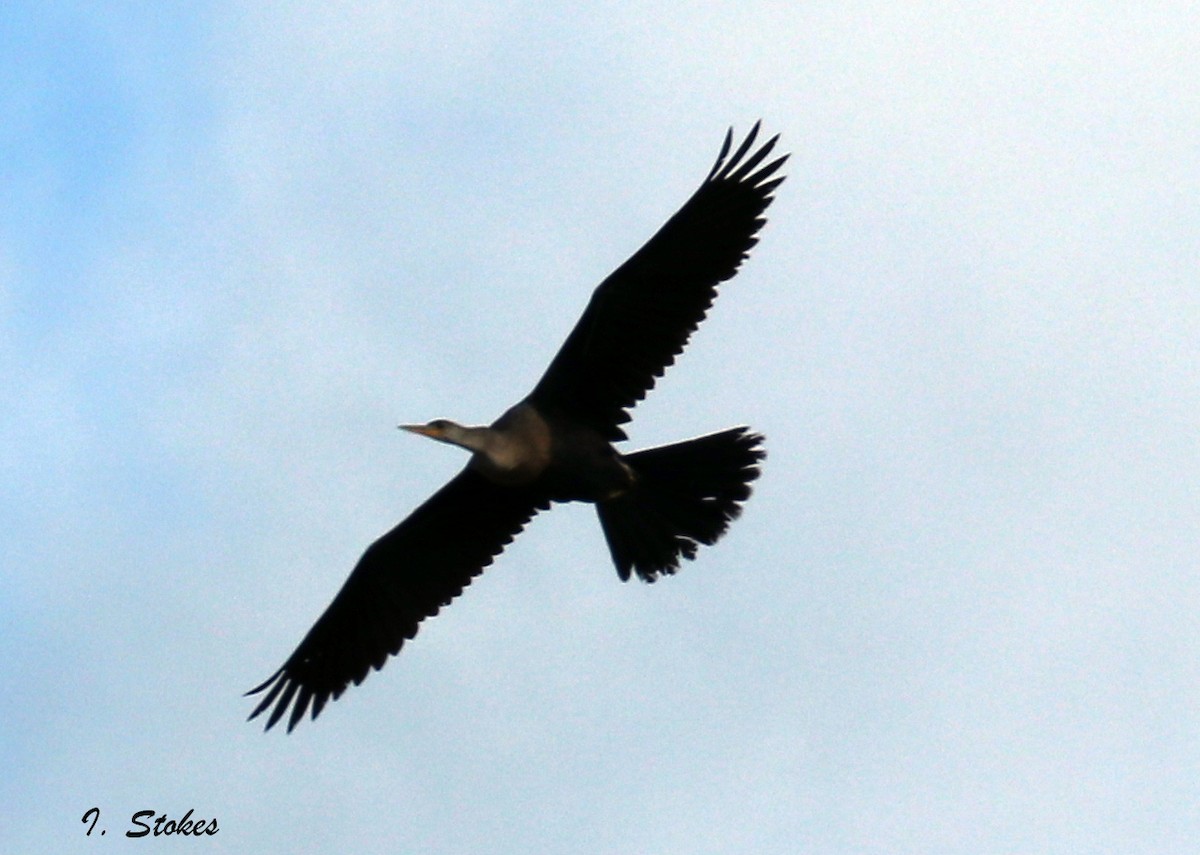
[399, 423, 442, 439]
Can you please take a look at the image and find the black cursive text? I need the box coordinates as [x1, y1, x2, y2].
[126, 809, 219, 838]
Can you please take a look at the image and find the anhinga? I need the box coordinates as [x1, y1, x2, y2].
[248, 122, 787, 732]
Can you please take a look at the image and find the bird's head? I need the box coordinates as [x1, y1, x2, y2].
[399, 418, 459, 443]
[400, 418, 495, 455]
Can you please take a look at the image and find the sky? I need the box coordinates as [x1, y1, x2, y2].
[3, 2, 1198, 852]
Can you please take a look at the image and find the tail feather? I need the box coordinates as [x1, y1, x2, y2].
[597, 427, 765, 582]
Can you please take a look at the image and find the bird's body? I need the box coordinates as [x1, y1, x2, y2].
[407, 403, 632, 499]
[248, 123, 787, 732]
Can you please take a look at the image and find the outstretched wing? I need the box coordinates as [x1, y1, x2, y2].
[527, 122, 787, 440]
[247, 468, 547, 732]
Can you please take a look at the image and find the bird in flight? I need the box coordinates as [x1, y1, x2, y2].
[248, 122, 787, 732]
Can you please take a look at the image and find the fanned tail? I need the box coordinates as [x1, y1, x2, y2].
[597, 427, 765, 582]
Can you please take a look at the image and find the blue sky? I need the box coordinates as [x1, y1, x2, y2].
[4, 3, 1199, 852]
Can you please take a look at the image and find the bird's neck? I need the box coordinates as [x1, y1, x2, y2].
[442, 423, 496, 455]
[467, 404, 554, 485]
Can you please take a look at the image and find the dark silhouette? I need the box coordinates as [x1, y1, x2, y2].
[248, 123, 787, 732]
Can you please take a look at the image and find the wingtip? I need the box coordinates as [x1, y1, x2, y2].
[709, 122, 788, 186]
[245, 668, 296, 732]
[707, 126, 736, 181]
[244, 667, 283, 698]
[263, 679, 298, 732]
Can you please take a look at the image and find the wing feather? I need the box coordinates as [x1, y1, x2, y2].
[248, 468, 547, 732]
[527, 123, 787, 438]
